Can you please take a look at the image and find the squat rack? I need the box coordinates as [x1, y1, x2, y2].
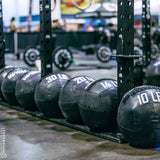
[39, 0, 54, 77]
[0, 0, 152, 96]
[117, 0, 151, 102]
[142, 0, 151, 67]
[117, 0, 135, 102]
[39, 0, 151, 101]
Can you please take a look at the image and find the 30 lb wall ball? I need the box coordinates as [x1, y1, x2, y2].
[1, 68, 30, 105]
[0, 66, 16, 101]
[59, 76, 94, 124]
[146, 60, 160, 86]
[15, 71, 41, 111]
[34, 73, 70, 118]
[117, 85, 160, 148]
[79, 79, 118, 132]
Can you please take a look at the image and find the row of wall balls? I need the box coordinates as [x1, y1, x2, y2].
[1, 65, 160, 149]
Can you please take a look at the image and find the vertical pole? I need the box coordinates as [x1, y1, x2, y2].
[0, 0, 5, 69]
[117, 0, 134, 103]
[27, 0, 33, 32]
[39, 0, 53, 77]
[142, 0, 151, 67]
[14, 32, 18, 58]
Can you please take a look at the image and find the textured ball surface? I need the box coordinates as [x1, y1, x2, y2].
[15, 71, 41, 111]
[0, 66, 16, 101]
[117, 85, 160, 148]
[79, 79, 118, 132]
[133, 65, 144, 87]
[1, 68, 30, 105]
[34, 73, 70, 118]
[146, 60, 160, 86]
[59, 76, 94, 124]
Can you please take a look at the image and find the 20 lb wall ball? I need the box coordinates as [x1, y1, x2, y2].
[145, 60, 160, 86]
[59, 76, 94, 124]
[15, 71, 41, 111]
[79, 79, 118, 132]
[117, 85, 160, 148]
[1, 68, 30, 105]
[0, 66, 16, 101]
[34, 73, 70, 118]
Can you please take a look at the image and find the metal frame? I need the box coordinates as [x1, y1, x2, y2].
[117, 0, 135, 103]
[39, 0, 54, 77]
[142, 0, 151, 67]
[0, 0, 5, 69]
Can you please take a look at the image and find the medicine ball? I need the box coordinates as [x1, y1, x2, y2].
[145, 60, 160, 86]
[117, 85, 160, 148]
[133, 65, 144, 87]
[0, 66, 16, 101]
[15, 71, 41, 111]
[1, 68, 30, 105]
[34, 73, 70, 118]
[79, 79, 118, 132]
[59, 76, 94, 124]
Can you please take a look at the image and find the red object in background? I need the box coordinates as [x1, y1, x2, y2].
[134, 20, 142, 29]
[37, 25, 40, 32]
[135, 20, 141, 26]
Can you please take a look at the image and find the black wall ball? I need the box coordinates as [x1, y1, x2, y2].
[146, 60, 160, 86]
[133, 65, 144, 87]
[79, 79, 118, 132]
[1, 68, 30, 105]
[59, 76, 94, 124]
[0, 66, 16, 101]
[34, 73, 70, 118]
[15, 71, 41, 111]
[117, 85, 160, 148]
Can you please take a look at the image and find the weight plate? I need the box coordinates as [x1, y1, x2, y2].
[134, 46, 142, 56]
[52, 47, 73, 70]
[23, 46, 40, 67]
[96, 46, 111, 63]
[134, 46, 143, 64]
[151, 44, 159, 60]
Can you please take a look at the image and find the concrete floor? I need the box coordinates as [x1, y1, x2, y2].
[1, 106, 160, 160]
[0, 53, 160, 160]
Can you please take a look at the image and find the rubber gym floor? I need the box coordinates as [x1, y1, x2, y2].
[0, 53, 160, 160]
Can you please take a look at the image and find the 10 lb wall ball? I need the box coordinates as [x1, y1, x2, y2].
[79, 79, 118, 132]
[1, 68, 30, 105]
[34, 73, 70, 118]
[117, 85, 160, 148]
[15, 71, 41, 111]
[0, 66, 16, 101]
[59, 76, 94, 124]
